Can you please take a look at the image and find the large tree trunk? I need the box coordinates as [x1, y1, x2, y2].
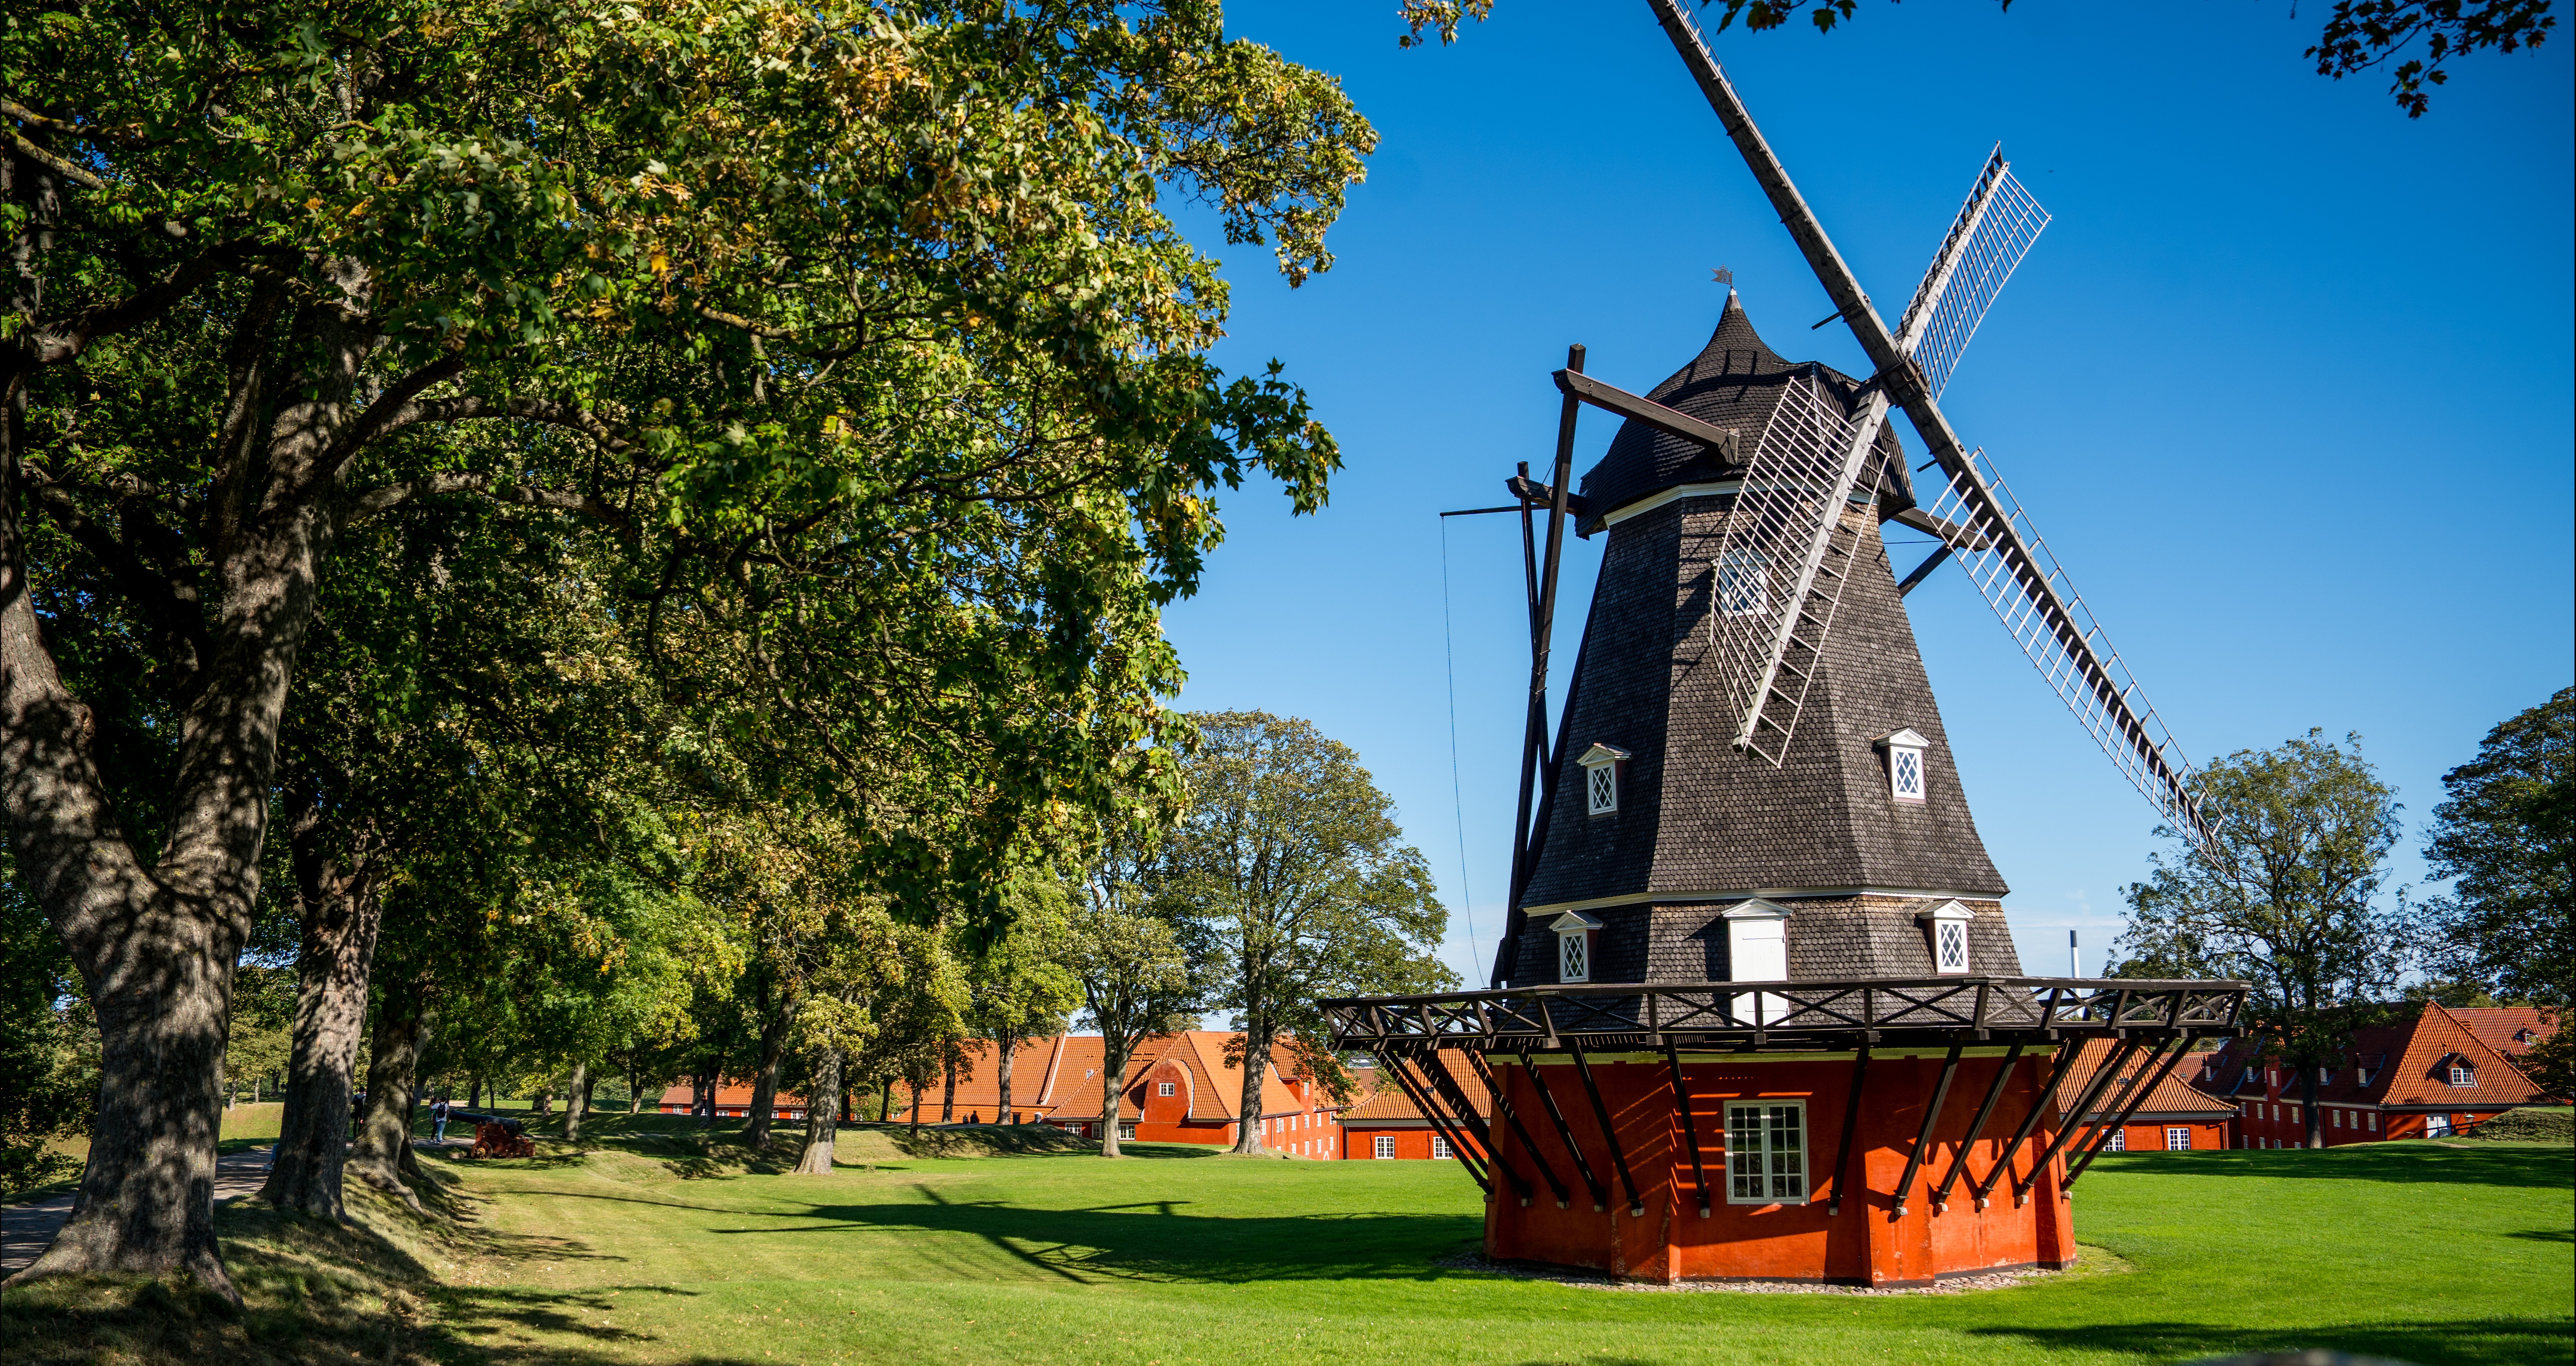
[941, 1055, 958, 1123]
[564, 1060, 589, 1143]
[349, 987, 431, 1210]
[467, 1075, 482, 1110]
[1231, 1018, 1273, 1155]
[1099, 1036, 1129, 1158]
[792, 1049, 843, 1175]
[995, 1037, 1016, 1123]
[741, 985, 794, 1147]
[0, 271, 360, 1293]
[626, 1056, 644, 1115]
[256, 811, 385, 1219]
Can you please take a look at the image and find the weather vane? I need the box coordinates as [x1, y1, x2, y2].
[1711, 265, 1734, 286]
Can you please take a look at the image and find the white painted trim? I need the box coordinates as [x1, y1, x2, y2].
[1547, 909, 1605, 932]
[1517, 888, 2002, 918]
[1599, 481, 1740, 529]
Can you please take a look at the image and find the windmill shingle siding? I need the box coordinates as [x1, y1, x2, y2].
[1507, 297, 2013, 986]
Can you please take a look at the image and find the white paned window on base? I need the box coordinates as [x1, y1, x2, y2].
[1550, 909, 1603, 985]
[1725, 1101, 1807, 1204]
[1918, 901, 1975, 976]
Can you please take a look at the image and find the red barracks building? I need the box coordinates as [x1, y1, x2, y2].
[2058, 1041, 2236, 1153]
[2204, 1002, 2564, 1146]
[1337, 1058, 1493, 1162]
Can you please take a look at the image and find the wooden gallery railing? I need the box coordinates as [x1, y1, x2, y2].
[1319, 976, 2249, 1218]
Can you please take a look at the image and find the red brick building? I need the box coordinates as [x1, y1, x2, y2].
[2057, 1040, 2235, 1153]
[2203, 1002, 2563, 1147]
[1336, 1059, 1491, 1161]
[654, 1032, 1352, 1152]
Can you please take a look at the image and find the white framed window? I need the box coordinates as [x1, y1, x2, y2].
[2103, 1129, 2126, 1152]
[1724, 1101, 1808, 1205]
[1716, 549, 1769, 618]
[2367, 1112, 2377, 1132]
[1158, 1081, 1175, 1097]
[1373, 1135, 1396, 1160]
[2166, 1127, 2191, 1150]
[1875, 728, 1930, 804]
[1550, 909, 1603, 984]
[2448, 1064, 2474, 1087]
[1431, 1135, 1452, 1160]
[1576, 743, 1629, 817]
[2424, 1114, 2452, 1138]
[1118, 1122, 1138, 1142]
[1917, 900, 1975, 976]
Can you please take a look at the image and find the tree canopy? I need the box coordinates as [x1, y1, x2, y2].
[2421, 686, 2573, 1009]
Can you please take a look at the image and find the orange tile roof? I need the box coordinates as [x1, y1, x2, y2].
[2203, 1001, 2565, 1110]
[2059, 1039, 2236, 1120]
[1339, 1054, 1491, 1122]
[2447, 1006, 2560, 1060]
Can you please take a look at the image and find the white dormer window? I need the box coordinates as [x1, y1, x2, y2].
[1550, 909, 1603, 984]
[1577, 743, 1629, 817]
[1876, 728, 1929, 804]
[1917, 900, 1975, 975]
[2449, 1064, 2474, 1087]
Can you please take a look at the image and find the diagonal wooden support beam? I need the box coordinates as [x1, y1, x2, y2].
[1468, 1049, 1572, 1208]
[2063, 1038, 2191, 1190]
[1567, 1040, 1644, 1216]
[1826, 1043, 1873, 1215]
[1416, 1049, 1537, 1206]
[2015, 1036, 2141, 1205]
[1929, 1040, 2024, 1212]
[1891, 1041, 1964, 1216]
[1664, 1041, 1712, 1218]
[1381, 1051, 1492, 1195]
[1517, 1046, 1609, 1211]
[1971, 1036, 2079, 1209]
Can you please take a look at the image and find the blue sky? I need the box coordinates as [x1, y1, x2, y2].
[1156, 0, 2575, 988]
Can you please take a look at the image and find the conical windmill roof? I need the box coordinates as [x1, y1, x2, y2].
[1576, 292, 1910, 532]
[1502, 293, 2007, 989]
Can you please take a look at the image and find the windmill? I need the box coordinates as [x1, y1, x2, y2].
[1326, 4, 2248, 1290]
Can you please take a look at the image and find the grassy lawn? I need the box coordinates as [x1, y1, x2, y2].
[5, 1125, 2568, 1366]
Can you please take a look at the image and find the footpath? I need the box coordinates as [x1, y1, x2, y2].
[0, 1144, 276, 1277]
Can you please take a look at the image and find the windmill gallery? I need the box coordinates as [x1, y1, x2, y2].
[1320, 2, 2250, 1288]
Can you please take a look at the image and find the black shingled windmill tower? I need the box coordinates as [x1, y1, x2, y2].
[1324, 0, 2246, 1288]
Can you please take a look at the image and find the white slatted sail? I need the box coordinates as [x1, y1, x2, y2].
[1648, 0, 2211, 845]
[1896, 150, 2051, 398]
[1706, 376, 1889, 762]
[1913, 448, 2202, 833]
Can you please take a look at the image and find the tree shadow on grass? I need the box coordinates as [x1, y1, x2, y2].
[2082, 1144, 2572, 1190]
[696, 1182, 1482, 1287]
[1965, 1317, 2574, 1366]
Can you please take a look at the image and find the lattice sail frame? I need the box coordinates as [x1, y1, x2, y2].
[1707, 152, 2046, 763]
[1913, 447, 2202, 832]
[1704, 375, 1889, 762]
[1895, 150, 2051, 398]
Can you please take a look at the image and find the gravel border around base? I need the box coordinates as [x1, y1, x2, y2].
[1430, 1248, 2067, 1295]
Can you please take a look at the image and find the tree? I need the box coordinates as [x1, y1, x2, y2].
[2122, 731, 2410, 1149]
[1065, 831, 1204, 1158]
[1159, 713, 1451, 1153]
[1399, 0, 2555, 116]
[2419, 687, 2573, 1009]
[963, 877, 1082, 1126]
[2, 1, 1362, 1290]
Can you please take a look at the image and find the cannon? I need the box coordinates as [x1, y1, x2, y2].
[451, 1111, 536, 1159]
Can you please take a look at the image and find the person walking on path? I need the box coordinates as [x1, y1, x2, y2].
[350, 1089, 368, 1140]
[431, 1096, 451, 1144]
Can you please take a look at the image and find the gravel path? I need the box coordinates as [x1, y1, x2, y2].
[1, 1143, 276, 1277]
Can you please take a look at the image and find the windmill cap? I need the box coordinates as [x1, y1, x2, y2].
[1574, 291, 1911, 534]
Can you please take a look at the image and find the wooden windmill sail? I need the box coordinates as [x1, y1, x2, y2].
[1651, 0, 2208, 847]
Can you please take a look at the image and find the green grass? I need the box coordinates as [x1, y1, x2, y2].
[5, 1136, 2568, 1366]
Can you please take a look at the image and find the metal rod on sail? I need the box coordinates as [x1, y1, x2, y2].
[1499, 345, 1585, 987]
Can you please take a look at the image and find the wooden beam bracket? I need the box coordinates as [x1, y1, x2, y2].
[1890, 1041, 1964, 1216]
[1568, 1040, 1645, 1216]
